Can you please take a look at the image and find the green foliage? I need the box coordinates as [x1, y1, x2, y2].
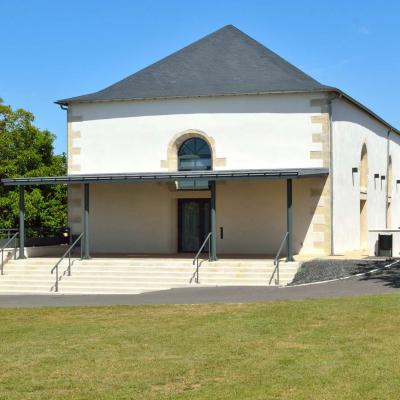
[0, 101, 67, 235]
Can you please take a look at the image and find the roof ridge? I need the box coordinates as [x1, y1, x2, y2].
[225, 26, 325, 86]
[76, 25, 238, 100]
[57, 24, 328, 104]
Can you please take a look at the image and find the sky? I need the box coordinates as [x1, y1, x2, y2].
[1, 0, 399, 154]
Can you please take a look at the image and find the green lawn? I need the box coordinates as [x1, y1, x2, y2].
[1, 295, 400, 399]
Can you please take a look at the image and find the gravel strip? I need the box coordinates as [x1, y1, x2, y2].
[290, 259, 391, 286]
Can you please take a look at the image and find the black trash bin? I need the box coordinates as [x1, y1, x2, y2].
[378, 234, 392, 257]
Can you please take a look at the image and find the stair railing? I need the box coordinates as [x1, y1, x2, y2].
[192, 232, 212, 284]
[51, 232, 83, 292]
[0, 232, 19, 275]
[269, 232, 289, 286]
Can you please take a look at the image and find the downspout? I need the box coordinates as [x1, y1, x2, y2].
[328, 93, 341, 255]
[385, 129, 391, 228]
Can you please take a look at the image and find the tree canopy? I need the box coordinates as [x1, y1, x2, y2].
[0, 100, 67, 235]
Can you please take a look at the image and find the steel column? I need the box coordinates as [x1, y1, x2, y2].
[83, 183, 90, 259]
[286, 179, 293, 262]
[18, 186, 26, 259]
[210, 181, 217, 261]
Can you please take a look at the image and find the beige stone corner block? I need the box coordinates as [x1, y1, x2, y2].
[70, 147, 81, 155]
[314, 204, 330, 216]
[312, 133, 323, 143]
[317, 196, 330, 208]
[312, 231, 325, 242]
[311, 115, 328, 124]
[70, 130, 82, 139]
[313, 223, 330, 233]
[69, 165, 81, 172]
[309, 150, 325, 160]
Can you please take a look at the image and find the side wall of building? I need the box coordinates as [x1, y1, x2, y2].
[332, 98, 400, 253]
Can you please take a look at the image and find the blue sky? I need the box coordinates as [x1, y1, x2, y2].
[1, 0, 399, 154]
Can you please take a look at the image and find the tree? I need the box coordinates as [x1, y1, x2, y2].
[0, 100, 67, 236]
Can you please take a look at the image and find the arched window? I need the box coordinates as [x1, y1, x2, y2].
[178, 138, 212, 171]
[388, 156, 393, 198]
[359, 144, 368, 250]
[360, 144, 368, 192]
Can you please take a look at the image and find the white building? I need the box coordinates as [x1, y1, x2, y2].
[4, 25, 400, 260]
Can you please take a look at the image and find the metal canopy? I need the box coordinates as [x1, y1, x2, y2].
[1, 168, 328, 186]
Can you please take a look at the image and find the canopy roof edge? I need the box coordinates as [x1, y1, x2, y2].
[2, 168, 329, 186]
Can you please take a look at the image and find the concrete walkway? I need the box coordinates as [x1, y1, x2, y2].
[0, 266, 399, 308]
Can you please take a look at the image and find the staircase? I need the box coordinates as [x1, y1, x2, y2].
[0, 257, 300, 294]
[0, 258, 69, 293]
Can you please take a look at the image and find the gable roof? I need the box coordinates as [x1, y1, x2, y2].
[56, 25, 332, 105]
[56, 25, 398, 135]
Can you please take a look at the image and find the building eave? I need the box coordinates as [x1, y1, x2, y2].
[55, 88, 399, 136]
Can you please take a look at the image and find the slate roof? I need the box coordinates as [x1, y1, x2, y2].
[56, 25, 398, 134]
[56, 25, 332, 104]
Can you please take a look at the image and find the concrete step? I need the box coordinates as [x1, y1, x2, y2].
[0, 284, 53, 292]
[60, 277, 191, 285]
[60, 288, 159, 294]
[71, 264, 285, 271]
[0, 257, 300, 294]
[49, 273, 285, 280]
[7, 258, 70, 265]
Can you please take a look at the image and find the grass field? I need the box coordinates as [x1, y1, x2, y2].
[1, 295, 400, 399]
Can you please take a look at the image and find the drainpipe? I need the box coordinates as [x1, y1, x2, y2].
[385, 129, 391, 228]
[328, 93, 341, 256]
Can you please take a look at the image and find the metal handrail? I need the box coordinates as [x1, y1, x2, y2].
[0, 232, 19, 275]
[269, 232, 289, 285]
[51, 232, 84, 292]
[0, 228, 18, 236]
[192, 232, 212, 284]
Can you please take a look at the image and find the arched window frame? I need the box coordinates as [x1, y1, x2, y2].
[360, 143, 368, 193]
[178, 137, 212, 172]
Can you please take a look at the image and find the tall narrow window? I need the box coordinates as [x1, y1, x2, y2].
[387, 156, 392, 228]
[177, 138, 211, 190]
[359, 144, 368, 250]
[360, 144, 368, 192]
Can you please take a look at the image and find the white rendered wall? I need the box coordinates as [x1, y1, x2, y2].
[388, 133, 400, 229]
[332, 98, 400, 253]
[68, 93, 326, 174]
[88, 178, 323, 255]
